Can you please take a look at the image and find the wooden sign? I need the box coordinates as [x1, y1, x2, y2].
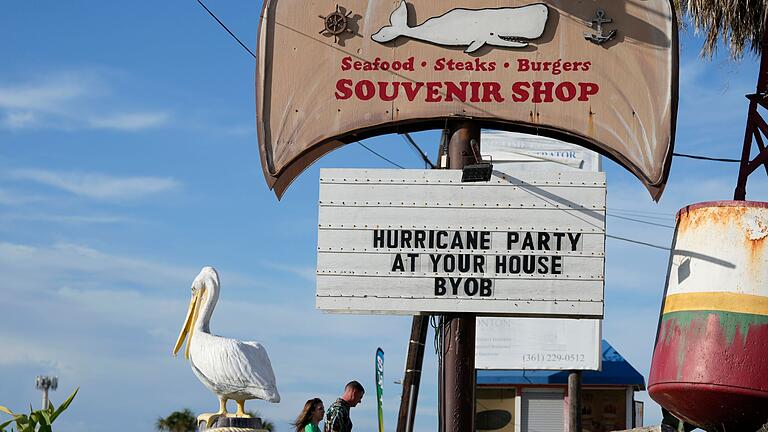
[316, 169, 606, 316]
[257, 0, 677, 199]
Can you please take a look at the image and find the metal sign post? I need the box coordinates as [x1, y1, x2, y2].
[568, 371, 583, 432]
[442, 122, 479, 432]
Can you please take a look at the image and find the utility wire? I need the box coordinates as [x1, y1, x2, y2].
[611, 207, 672, 217]
[195, 0, 257, 59]
[609, 212, 673, 222]
[606, 213, 675, 229]
[673, 152, 740, 163]
[606, 234, 670, 251]
[610, 208, 673, 220]
[402, 133, 436, 169]
[356, 142, 406, 169]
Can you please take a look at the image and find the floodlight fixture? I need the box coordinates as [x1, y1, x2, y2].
[461, 139, 493, 182]
[35, 375, 58, 409]
[461, 163, 493, 182]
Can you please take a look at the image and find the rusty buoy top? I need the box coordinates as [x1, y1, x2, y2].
[649, 200, 768, 432]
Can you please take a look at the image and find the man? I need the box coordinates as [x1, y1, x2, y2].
[324, 380, 365, 432]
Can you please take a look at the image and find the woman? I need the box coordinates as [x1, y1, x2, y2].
[292, 398, 325, 432]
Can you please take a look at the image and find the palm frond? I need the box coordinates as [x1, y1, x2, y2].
[677, 0, 768, 58]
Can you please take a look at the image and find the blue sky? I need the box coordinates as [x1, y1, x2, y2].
[2, 2, 767, 431]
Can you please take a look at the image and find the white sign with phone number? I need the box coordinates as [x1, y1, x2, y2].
[476, 316, 601, 370]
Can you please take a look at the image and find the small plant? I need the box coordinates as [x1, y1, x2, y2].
[155, 409, 196, 432]
[0, 388, 78, 432]
[246, 411, 274, 432]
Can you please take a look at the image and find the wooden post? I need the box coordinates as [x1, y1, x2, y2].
[569, 371, 583, 432]
[396, 315, 429, 432]
[442, 122, 480, 432]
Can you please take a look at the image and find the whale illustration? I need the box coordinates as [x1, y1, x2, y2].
[371, 1, 549, 53]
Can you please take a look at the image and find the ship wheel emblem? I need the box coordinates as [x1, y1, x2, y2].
[319, 4, 355, 43]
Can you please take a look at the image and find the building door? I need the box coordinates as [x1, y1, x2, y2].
[521, 389, 564, 432]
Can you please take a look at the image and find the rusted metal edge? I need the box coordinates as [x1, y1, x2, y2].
[676, 200, 768, 221]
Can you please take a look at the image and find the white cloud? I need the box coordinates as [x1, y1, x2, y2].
[261, 261, 316, 282]
[1, 111, 39, 129]
[0, 71, 170, 131]
[0, 212, 136, 224]
[0, 187, 46, 206]
[0, 241, 271, 299]
[0, 73, 90, 111]
[0, 241, 193, 296]
[223, 124, 256, 136]
[87, 112, 170, 130]
[7, 168, 180, 200]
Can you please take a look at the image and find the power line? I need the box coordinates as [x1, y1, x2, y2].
[401, 133, 436, 169]
[356, 142, 406, 169]
[609, 209, 673, 221]
[606, 212, 675, 229]
[195, 0, 257, 59]
[606, 234, 670, 251]
[673, 152, 740, 163]
[610, 207, 672, 217]
[609, 212, 673, 222]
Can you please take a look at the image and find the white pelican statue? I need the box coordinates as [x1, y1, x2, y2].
[173, 266, 280, 424]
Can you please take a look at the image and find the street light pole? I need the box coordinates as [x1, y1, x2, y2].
[35, 376, 58, 409]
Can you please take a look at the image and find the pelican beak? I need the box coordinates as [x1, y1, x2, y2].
[173, 289, 201, 359]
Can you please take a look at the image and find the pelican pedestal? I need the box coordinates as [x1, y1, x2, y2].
[198, 416, 268, 432]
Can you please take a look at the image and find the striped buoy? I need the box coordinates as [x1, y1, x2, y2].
[649, 201, 768, 431]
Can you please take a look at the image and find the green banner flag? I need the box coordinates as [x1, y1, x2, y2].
[375, 347, 385, 432]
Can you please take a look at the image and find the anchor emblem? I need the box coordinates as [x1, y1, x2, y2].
[584, 9, 616, 45]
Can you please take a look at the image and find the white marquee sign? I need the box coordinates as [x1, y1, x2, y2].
[316, 168, 606, 316]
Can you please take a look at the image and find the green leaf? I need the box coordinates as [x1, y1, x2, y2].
[0, 418, 13, 430]
[0, 406, 12, 416]
[26, 412, 38, 428]
[38, 410, 51, 426]
[13, 414, 28, 426]
[50, 387, 78, 422]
